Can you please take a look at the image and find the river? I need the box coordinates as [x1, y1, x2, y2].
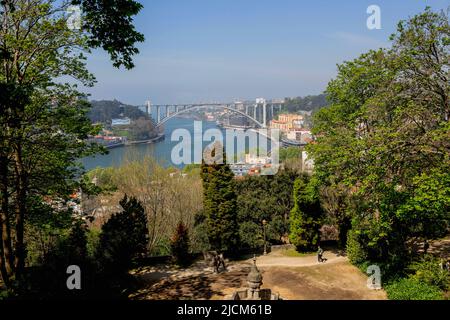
[82, 117, 223, 171]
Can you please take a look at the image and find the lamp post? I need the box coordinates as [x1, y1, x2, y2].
[262, 219, 267, 255]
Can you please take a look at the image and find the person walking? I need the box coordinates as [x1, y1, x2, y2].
[317, 246, 324, 263]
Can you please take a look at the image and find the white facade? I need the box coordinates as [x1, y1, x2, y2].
[112, 118, 131, 126]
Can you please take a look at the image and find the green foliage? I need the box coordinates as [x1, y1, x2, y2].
[289, 175, 323, 251]
[86, 228, 101, 259]
[0, 0, 144, 291]
[84, 167, 118, 193]
[386, 278, 444, 300]
[346, 228, 368, 266]
[96, 195, 148, 275]
[235, 169, 298, 248]
[346, 214, 409, 275]
[65, 222, 88, 265]
[409, 256, 450, 291]
[170, 222, 191, 267]
[191, 211, 211, 253]
[239, 221, 264, 249]
[88, 99, 151, 123]
[72, 0, 145, 69]
[24, 198, 73, 267]
[307, 7, 450, 274]
[201, 153, 239, 252]
[0, 289, 11, 300]
[396, 167, 450, 240]
[281, 94, 329, 114]
[280, 147, 302, 162]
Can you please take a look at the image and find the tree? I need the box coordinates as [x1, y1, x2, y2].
[320, 183, 352, 248]
[72, 0, 144, 69]
[130, 117, 156, 141]
[235, 169, 298, 248]
[66, 221, 88, 265]
[170, 222, 191, 267]
[201, 144, 239, 252]
[0, 0, 143, 288]
[85, 156, 204, 255]
[289, 175, 323, 251]
[307, 8, 449, 268]
[96, 195, 148, 276]
[282, 94, 329, 113]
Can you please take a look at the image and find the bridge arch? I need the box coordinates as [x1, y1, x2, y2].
[155, 105, 265, 129]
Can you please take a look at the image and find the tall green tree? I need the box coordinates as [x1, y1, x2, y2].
[0, 0, 143, 288]
[307, 8, 449, 266]
[200, 147, 239, 252]
[289, 175, 323, 251]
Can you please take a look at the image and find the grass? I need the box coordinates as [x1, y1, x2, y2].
[280, 249, 315, 257]
[112, 129, 131, 138]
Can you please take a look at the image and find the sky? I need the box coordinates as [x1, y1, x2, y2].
[84, 0, 449, 105]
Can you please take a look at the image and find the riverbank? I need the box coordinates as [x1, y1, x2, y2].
[124, 134, 165, 146]
[81, 118, 223, 171]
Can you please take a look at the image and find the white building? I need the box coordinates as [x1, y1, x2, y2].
[245, 154, 271, 165]
[111, 118, 131, 126]
[287, 130, 313, 143]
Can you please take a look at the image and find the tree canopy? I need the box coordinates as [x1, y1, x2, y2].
[307, 8, 449, 267]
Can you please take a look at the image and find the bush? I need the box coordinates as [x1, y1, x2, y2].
[190, 210, 216, 253]
[409, 255, 450, 291]
[87, 228, 101, 259]
[191, 222, 210, 253]
[346, 229, 368, 266]
[239, 221, 264, 249]
[386, 278, 444, 300]
[0, 289, 11, 301]
[96, 195, 148, 276]
[170, 222, 191, 266]
[65, 222, 88, 265]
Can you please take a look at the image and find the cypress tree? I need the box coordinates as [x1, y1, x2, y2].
[289, 176, 322, 251]
[200, 143, 239, 252]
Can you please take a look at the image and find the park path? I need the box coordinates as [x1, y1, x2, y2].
[248, 250, 347, 268]
[129, 249, 387, 300]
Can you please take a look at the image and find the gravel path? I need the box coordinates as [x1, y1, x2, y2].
[249, 250, 347, 267]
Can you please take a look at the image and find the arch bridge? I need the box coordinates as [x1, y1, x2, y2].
[145, 99, 285, 129]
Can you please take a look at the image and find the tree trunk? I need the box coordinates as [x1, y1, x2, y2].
[0, 155, 14, 284]
[13, 147, 27, 278]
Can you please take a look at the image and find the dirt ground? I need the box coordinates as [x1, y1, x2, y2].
[129, 250, 387, 300]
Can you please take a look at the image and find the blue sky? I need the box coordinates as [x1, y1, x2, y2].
[85, 0, 449, 105]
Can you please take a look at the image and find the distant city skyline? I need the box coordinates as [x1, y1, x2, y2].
[84, 0, 449, 105]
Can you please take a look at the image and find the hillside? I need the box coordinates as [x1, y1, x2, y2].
[88, 99, 149, 124]
[282, 94, 329, 113]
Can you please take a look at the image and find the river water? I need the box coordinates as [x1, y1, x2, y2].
[82, 117, 223, 171]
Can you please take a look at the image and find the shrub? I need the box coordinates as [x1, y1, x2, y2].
[409, 255, 450, 291]
[386, 278, 444, 300]
[170, 222, 191, 266]
[191, 222, 210, 253]
[96, 195, 148, 276]
[239, 221, 264, 249]
[65, 222, 88, 265]
[0, 289, 11, 301]
[346, 229, 368, 266]
[87, 228, 101, 259]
